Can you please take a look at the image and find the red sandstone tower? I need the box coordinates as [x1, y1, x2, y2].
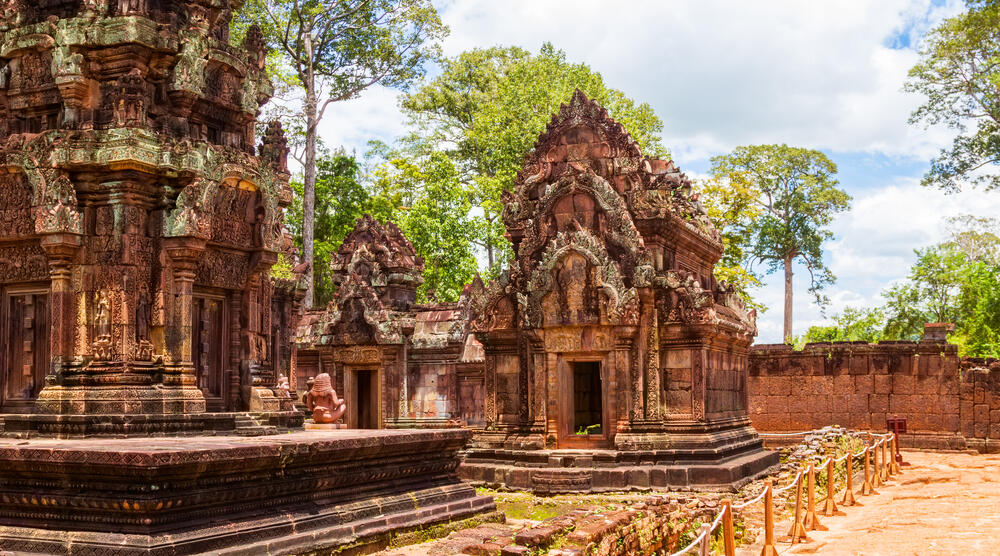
[461, 90, 778, 491]
[0, 0, 300, 431]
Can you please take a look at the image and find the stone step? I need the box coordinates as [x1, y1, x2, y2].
[235, 426, 279, 436]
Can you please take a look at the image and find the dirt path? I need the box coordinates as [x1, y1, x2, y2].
[742, 450, 1000, 556]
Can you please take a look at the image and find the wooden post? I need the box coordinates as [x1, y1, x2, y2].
[822, 458, 843, 516]
[872, 440, 884, 488]
[841, 452, 859, 506]
[722, 499, 735, 556]
[781, 471, 810, 544]
[891, 434, 903, 474]
[862, 446, 877, 495]
[760, 481, 779, 556]
[881, 438, 891, 480]
[698, 523, 710, 556]
[803, 463, 827, 531]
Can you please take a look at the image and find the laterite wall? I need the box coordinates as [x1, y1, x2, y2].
[748, 341, 1000, 453]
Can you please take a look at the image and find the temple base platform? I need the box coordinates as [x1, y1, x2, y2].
[0, 429, 495, 555]
[0, 411, 304, 437]
[460, 420, 779, 493]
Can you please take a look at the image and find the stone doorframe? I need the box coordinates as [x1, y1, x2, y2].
[343, 365, 381, 429]
[553, 352, 613, 449]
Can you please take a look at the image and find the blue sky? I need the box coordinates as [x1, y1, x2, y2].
[306, 0, 1000, 343]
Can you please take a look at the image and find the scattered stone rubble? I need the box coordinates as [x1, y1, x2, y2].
[386, 495, 725, 556]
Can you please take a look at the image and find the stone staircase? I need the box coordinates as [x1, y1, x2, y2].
[233, 413, 279, 436]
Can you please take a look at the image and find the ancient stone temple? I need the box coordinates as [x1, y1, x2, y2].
[459, 90, 778, 492]
[296, 215, 486, 429]
[0, 0, 298, 427]
[0, 2, 494, 553]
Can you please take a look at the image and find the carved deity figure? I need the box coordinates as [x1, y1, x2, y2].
[276, 374, 290, 397]
[95, 291, 111, 338]
[305, 373, 346, 424]
[259, 120, 289, 174]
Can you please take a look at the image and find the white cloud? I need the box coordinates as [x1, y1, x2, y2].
[434, 0, 964, 163]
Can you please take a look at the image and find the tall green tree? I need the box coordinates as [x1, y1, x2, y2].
[367, 152, 479, 302]
[800, 306, 887, 345]
[238, 0, 447, 306]
[398, 43, 668, 272]
[906, 0, 1000, 192]
[709, 145, 851, 341]
[286, 151, 369, 306]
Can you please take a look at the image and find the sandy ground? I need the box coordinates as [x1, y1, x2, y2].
[741, 450, 1000, 556]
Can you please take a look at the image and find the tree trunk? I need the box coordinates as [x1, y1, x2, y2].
[486, 243, 494, 270]
[783, 252, 794, 342]
[302, 36, 317, 308]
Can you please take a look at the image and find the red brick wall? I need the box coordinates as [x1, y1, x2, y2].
[748, 342, 1000, 452]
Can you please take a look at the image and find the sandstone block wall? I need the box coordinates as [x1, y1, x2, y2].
[749, 342, 1000, 452]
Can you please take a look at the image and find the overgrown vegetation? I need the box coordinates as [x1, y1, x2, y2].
[796, 215, 1000, 357]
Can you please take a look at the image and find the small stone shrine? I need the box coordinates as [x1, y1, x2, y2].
[459, 90, 778, 491]
[0, 1, 494, 553]
[296, 215, 486, 429]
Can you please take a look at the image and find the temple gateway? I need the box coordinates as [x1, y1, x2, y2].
[295, 91, 778, 492]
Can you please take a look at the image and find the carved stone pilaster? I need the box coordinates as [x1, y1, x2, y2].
[39, 232, 81, 373]
[164, 236, 205, 385]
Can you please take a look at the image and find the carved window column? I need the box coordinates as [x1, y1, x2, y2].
[531, 343, 546, 433]
[640, 288, 660, 421]
[39, 233, 81, 370]
[691, 346, 707, 421]
[163, 237, 205, 385]
[484, 354, 497, 428]
[615, 338, 631, 432]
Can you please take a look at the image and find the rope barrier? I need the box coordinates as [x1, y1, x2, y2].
[734, 488, 767, 510]
[669, 504, 727, 556]
[667, 428, 906, 555]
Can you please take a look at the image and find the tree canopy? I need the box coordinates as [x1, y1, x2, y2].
[397, 43, 668, 272]
[905, 0, 1000, 191]
[237, 0, 447, 306]
[707, 144, 851, 340]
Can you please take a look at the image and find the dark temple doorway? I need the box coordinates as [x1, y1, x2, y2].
[355, 369, 378, 429]
[572, 361, 603, 436]
[1, 289, 49, 409]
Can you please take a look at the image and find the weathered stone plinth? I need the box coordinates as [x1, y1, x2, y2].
[461, 419, 778, 493]
[0, 410, 303, 437]
[0, 429, 495, 555]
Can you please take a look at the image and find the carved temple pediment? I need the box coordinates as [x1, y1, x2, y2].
[471, 89, 754, 341]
